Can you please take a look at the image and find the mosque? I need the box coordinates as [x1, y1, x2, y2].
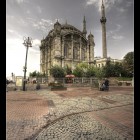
[39, 0, 121, 75]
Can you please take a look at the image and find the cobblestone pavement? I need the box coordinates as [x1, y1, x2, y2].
[6, 87, 134, 140]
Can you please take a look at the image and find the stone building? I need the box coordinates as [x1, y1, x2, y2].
[39, 0, 122, 75]
[40, 17, 95, 76]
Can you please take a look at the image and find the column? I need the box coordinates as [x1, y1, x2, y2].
[79, 37, 82, 60]
[87, 43, 89, 63]
[71, 34, 74, 70]
[102, 23, 107, 58]
[62, 36, 65, 67]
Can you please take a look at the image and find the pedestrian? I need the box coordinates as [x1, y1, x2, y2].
[6, 79, 9, 92]
[104, 78, 109, 91]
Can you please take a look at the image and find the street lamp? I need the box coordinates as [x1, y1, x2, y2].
[22, 37, 33, 91]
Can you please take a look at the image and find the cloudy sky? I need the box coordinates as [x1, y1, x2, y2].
[6, 0, 134, 77]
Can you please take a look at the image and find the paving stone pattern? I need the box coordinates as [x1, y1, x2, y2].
[35, 113, 126, 140]
[6, 88, 133, 140]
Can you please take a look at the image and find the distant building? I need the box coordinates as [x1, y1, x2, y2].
[95, 57, 122, 68]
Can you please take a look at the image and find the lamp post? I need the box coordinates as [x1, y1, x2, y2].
[23, 37, 33, 91]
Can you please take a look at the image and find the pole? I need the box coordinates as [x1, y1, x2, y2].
[22, 37, 32, 91]
[23, 46, 29, 91]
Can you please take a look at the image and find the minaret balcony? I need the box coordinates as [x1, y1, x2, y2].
[100, 17, 107, 23]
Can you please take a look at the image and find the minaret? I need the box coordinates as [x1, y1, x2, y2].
[83, 16, 87, 37]
[88, 31, 95, 63]
[100, 0, 107, 58]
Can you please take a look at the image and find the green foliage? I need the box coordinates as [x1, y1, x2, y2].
[64, 65, 72, 75]
[29, 71, 46, 77]
[29, 71, 37, 77]
[113, 62, 124, 77]
[103, 60, 116, 77]
[102, 61, 125, 78]
[117, 77, 132, 81]
[73, 67, 83, 77]
[48, 82, 63, 87]
[78, 63, 88, 69]
[50, 65, 65, 78]
[95, 68, 104, 79]
[86, 67, 96, 77]
[122, 51, 134, 77]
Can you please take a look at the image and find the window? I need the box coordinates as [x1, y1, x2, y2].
[64, 45, 68, 58]
[73, 47, 78, 59]
[81, 48, 85, 61]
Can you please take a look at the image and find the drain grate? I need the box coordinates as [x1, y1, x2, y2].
[47, 100, 55, 107]
[98, 98, 116, 104]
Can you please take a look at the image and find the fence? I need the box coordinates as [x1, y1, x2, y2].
[29, 77, 99, 87]
[54, 77, 99, 87]
[29, 77, 48, 84]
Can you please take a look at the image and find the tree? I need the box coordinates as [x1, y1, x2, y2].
[86, 66, 96, 77]
[95, 67, 104, 79]
[122, 51, 134, 77]
[50, 65, 65, 78]
[29, 71, 47, 77]
[64, 65, 72, 75]
[113, 62, 124, 77]
[102, 60, 115, 77]
[29, 71, 38, 77]
[73, 67, 83, 77]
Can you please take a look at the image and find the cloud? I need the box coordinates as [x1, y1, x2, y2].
[117, 7, 126, 13]
[37, 6, 42, 13]
[26, 10, 31, 14]
[126, 1, 133, 7]
[8, 29, 14, 33]
[85, 0, 123, 11]
[31, 39, 41, 52]
[33, 39, 41, 47]
[27, 18, 56, 34]
[6, 38, 24, 50]
[6, 37, 40, 76]
[15, 0, 24, 4]
[112, 35, 124, 40]
[14, 0, 29, 4]
[94, 29, 102, 33]
[7, 29, 23, 38]
[17, 18, 28, 26]
[107, 24, 124, 40]
[86, 0, 97, 5]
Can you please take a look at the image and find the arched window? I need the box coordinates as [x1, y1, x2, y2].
[73, 47, 78, 59]
[81, 47, 85, 61]
[64, 44, 68, 58]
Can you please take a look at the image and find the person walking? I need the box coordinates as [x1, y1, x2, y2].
[104, 78, 109, 91]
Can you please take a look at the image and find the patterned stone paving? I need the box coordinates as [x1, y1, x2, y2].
[6, 88, 133, 140]
[35, 113, 126, 140]
[33, 90, 133, 140]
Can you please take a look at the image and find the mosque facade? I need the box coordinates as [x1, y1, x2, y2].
[39, 0, 121, 75]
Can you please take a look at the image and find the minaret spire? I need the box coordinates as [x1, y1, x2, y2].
[83, 15, 87, 37]
[100, 0, 107, 58]
[65, 19, 67, 24]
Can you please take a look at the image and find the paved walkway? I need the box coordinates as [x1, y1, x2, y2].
[6, 87, 134, 140]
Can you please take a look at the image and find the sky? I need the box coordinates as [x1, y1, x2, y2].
[6, 0, 134, 77]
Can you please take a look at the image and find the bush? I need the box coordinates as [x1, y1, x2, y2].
[117, 77, 132, 81]
[118, 82, 122, 86]
[48, 82, 63, 87]
[73, 67, 83, 77]
[50, 65, 65, 78]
